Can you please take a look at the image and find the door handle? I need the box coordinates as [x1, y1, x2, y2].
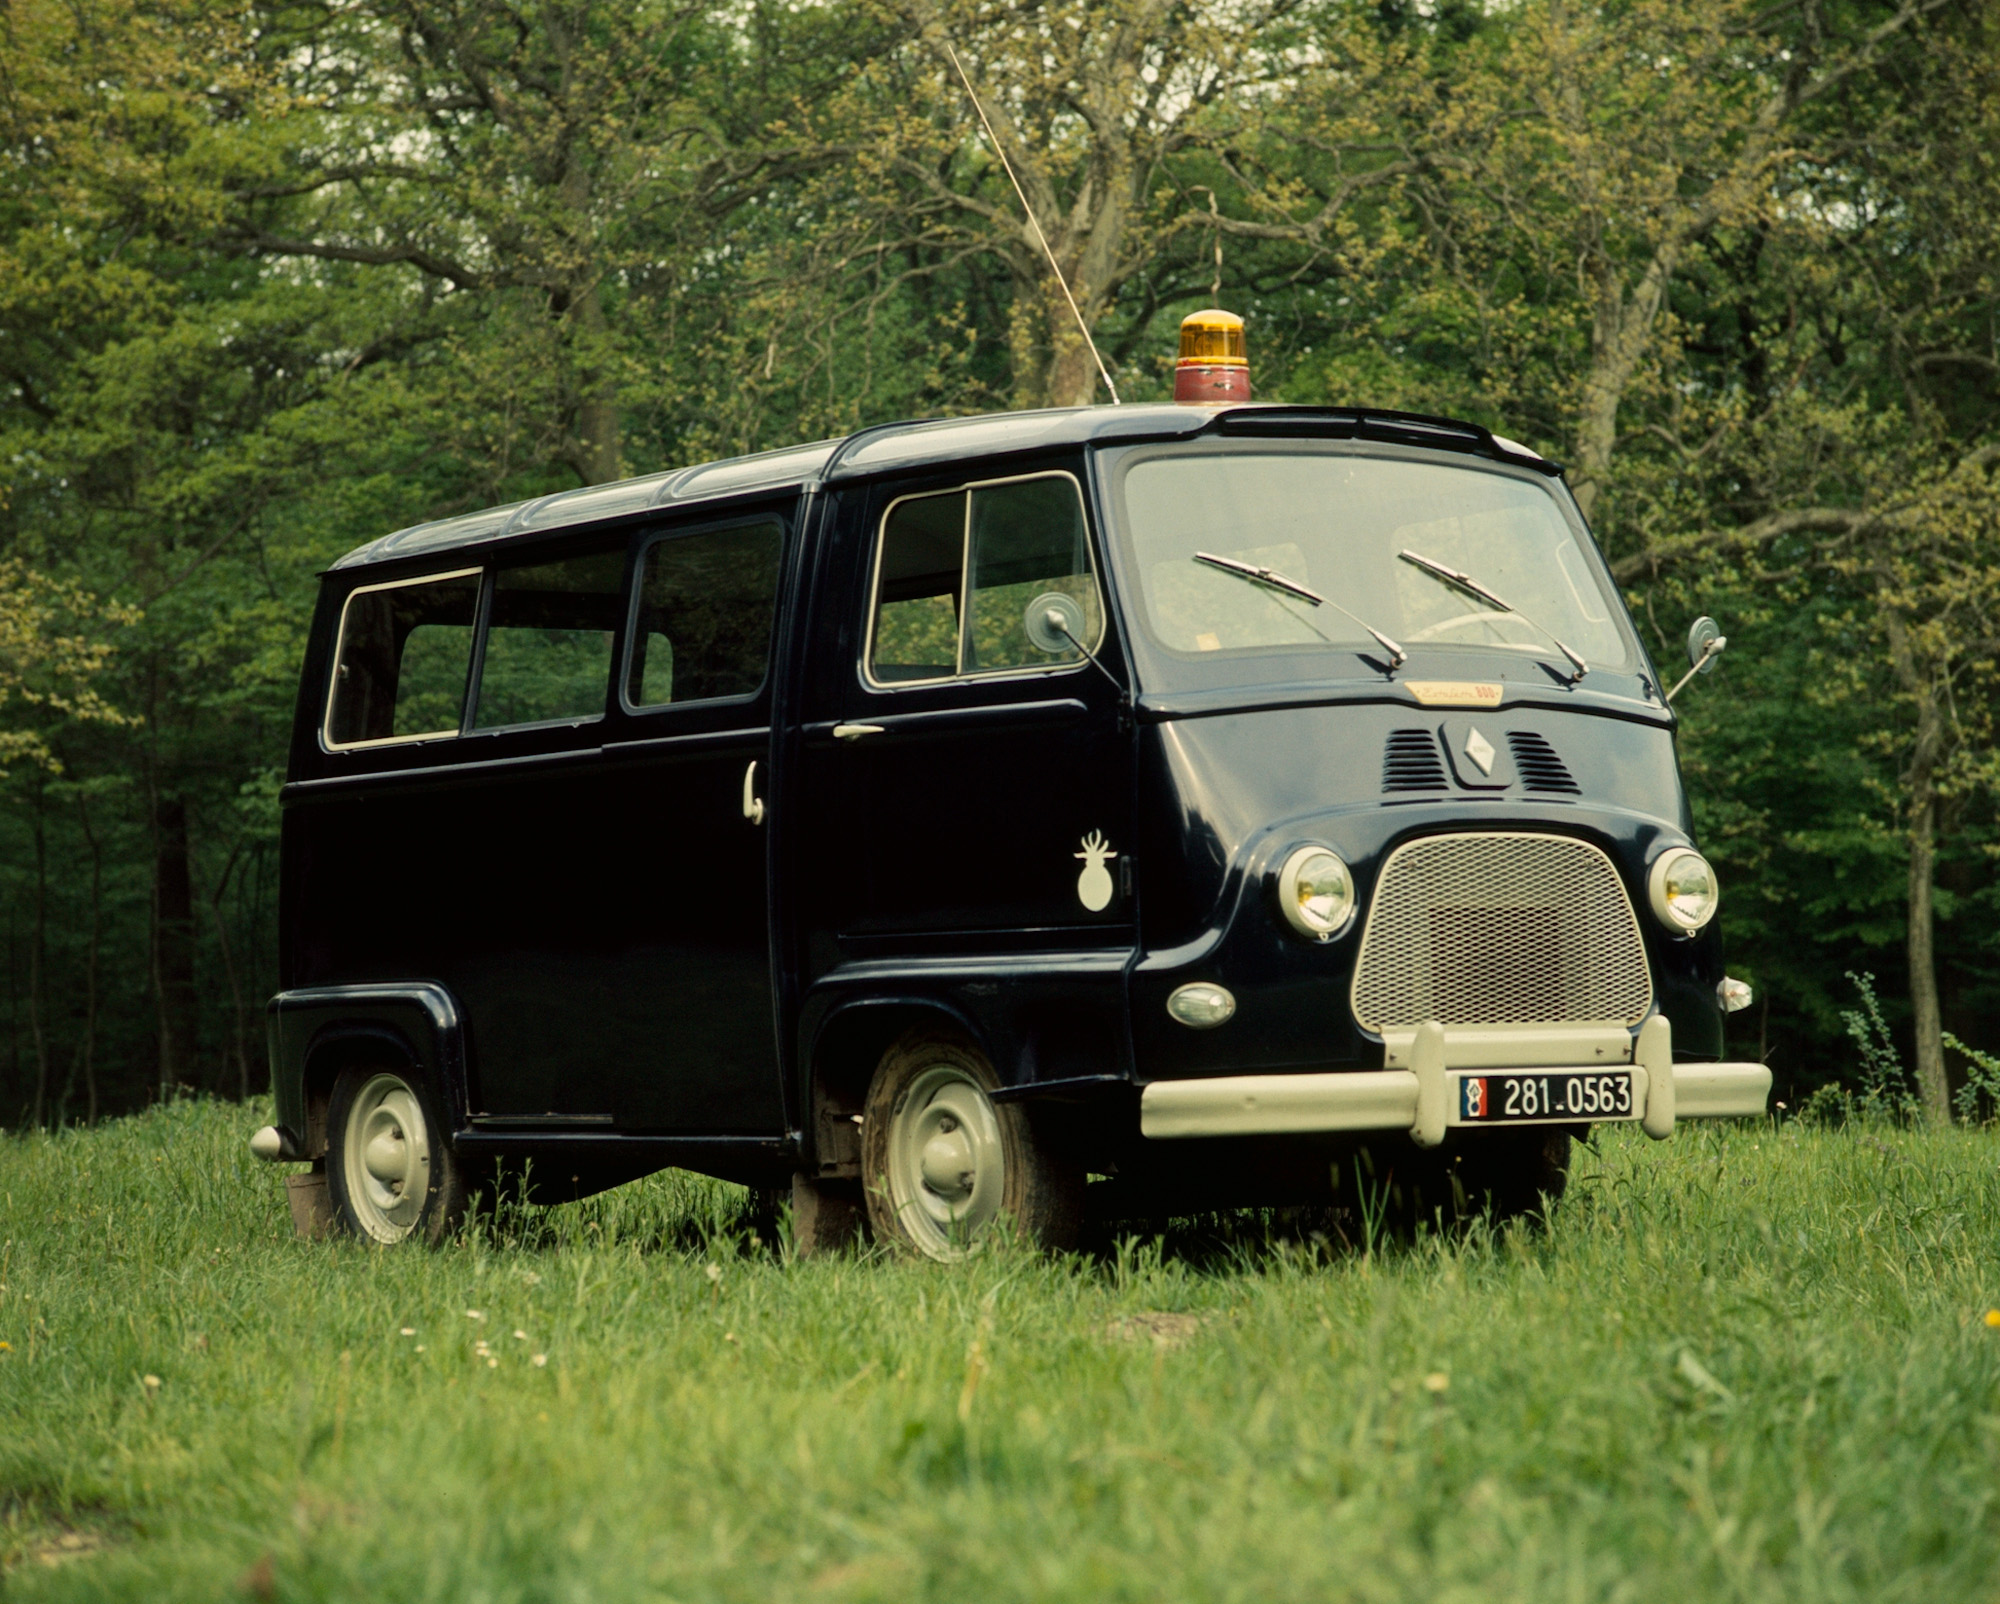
[741, 760, 766, 825]
[832, 724, 885, 741]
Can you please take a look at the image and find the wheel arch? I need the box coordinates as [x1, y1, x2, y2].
[269, 983, 469, 1160]
[801, 995, 989, 1174]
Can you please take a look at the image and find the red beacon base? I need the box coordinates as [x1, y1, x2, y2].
[1173, 308, 1251, 405]
[1174, 364, 1252, 404]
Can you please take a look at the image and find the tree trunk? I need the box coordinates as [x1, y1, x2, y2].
[1570, 246, 1678, 521]
[76, 793, 102, 1125]
[27, 784, 48, 1129]
[207, 844, 252, 1100]
[153, 795, 199, 1098]
[568, 279, 622, 485]
[1881, 600, 1950, 1122]
[1906, 784, 1949, 1122]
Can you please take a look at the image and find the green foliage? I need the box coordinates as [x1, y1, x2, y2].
[1840, 973, 1918, 1123]
[0, 0, 1996, 1122]
[6, 1103, 2000, 1596]
[1943, 1032, 2000, 1126]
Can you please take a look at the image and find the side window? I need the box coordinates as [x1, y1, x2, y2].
[625, 520, 784, 708]
[473, 548, 626, 730]
[324, 569, 480, 749]
[866, 473, 1102, 686]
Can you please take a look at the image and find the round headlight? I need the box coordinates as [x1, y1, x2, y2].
[1648, 848, 1718, 933]
[1277, 845, 1356, 941]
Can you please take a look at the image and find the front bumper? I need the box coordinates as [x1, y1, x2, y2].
[1140, 1016, 1770, 1144]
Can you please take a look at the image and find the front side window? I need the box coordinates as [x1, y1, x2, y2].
[472, 548, 625, 730]
[866, 472, 1102, 686]
[324, 569, 480, 749]
[625, 520, 784, 708]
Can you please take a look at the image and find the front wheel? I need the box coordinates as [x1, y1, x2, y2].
[326, 1065, 471, 1245]
[861, 1032, 1082, 1261]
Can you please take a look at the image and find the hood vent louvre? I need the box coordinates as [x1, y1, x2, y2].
[1383, 729, 1449, 793]
[1507, 730, 1581, 794]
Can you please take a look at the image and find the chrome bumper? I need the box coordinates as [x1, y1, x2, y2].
[1140, 1017, 1771, 1144]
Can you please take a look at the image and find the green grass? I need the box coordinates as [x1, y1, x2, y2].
[3, 1101, 1999, 1601]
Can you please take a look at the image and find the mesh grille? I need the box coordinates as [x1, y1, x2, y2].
[1506, 730, 1581, 795]
[1382, 729, 1449, 793]
[1350, 832, 1652, 1031]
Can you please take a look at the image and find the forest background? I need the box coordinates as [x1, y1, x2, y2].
[0, 0, 1996, 1131]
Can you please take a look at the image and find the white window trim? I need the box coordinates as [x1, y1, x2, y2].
[861, 469, 1105, 692]
[321, 567, 482, 752]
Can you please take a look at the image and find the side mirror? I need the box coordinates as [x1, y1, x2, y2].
[1666, 616, 1728, 703]
[1686, 616, 1725, 673]
[1024, 591, 1087, 655]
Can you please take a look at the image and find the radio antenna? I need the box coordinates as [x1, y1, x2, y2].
[943, 41, 1121, 406]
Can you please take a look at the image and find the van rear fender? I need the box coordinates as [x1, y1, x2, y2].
[268, 983, 469, 1159]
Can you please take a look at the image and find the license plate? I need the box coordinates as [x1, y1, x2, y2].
[1455, 1070, 1635, 1124]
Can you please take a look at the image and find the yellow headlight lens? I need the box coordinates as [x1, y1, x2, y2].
[1278, 845, 1355, 941]
[1648, 848, 1718, 932]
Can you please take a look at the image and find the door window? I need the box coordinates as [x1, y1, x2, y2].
[472, 548, 625, 730]
[324, 569, 481, 749]
[625, 520, 784, 708]
[866, 472, 1102, 686]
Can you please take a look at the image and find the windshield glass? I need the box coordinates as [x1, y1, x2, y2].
[1105, 447, 1637, 689]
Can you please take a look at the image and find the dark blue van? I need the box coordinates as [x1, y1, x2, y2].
[253, 403, 1769, 1258]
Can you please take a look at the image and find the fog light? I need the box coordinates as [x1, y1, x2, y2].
[1718, 976, 1753, 1013]
[1167, 982, 1236, 1029]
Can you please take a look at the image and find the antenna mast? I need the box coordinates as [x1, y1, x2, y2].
[943, 41, 1121, 406]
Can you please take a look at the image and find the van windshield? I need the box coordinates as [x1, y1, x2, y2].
[1105, 447, 1638, 691]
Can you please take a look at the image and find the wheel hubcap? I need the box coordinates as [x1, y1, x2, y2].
[886, 1065, 1004, 1260]
[341, 1074, 432, 1243]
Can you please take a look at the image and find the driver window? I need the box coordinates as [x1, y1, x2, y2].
[867, 473, 1102, 685]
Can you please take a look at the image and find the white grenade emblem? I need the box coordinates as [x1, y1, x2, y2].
[1074, 830, 1117, 912]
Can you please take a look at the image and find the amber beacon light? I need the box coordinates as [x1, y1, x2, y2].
[1174, 309, 1251, 404]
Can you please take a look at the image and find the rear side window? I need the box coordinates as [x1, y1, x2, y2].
[866, 472, 1102, 686]
[625, 520, 784, 708]
[473, 548, 625, 730]
[324, 570, 480, 748]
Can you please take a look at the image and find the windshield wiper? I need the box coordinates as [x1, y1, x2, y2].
[1396, 549, 1588, 683]
[1193, 551, 1407, 671]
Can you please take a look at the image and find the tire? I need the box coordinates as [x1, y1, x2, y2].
[325, 1064, 471, 1246]
[861, 1031, 1082, 1261]
[1448, 1124, 1576, 1223]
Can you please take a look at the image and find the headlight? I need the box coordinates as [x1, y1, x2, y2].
[1648, 848, 1718, 933]
[1277, 845, 1356, 941]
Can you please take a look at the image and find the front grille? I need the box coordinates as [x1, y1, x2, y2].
[1507, 730, 1581, 794]
[1350, 832, 1652, 1031]
[1382, 729, 1448, 792]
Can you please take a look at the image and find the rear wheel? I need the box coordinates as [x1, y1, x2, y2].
[326, 1065, 471, 1246]
[861, 1032, 1082, 1260]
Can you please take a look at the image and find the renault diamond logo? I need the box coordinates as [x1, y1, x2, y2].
[1464, 726, 1496, 776]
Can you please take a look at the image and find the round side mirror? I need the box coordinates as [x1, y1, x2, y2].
[1025, 592, 1086, 655]
[1686, 615, 1724, 674]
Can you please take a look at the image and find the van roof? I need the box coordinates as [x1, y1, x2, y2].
[331, 403, 1559, 571]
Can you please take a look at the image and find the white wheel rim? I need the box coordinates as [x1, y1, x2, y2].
[885, 1063, 1005, 1261]
[341, 1073, 432, 1243]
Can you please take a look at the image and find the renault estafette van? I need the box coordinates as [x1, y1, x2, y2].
[253, 397, 1771, 1258]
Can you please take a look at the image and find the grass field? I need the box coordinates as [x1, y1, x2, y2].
[3, 1100, 1998, 1602]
